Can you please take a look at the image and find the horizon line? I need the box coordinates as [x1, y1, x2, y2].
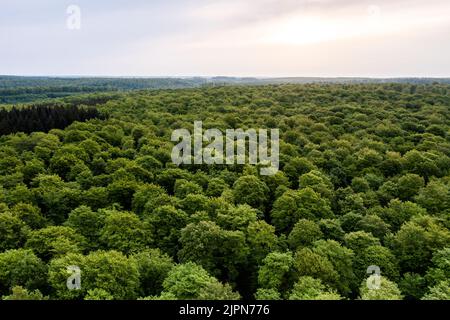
[2, 74, 450, 80]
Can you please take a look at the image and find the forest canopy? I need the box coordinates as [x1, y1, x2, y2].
[0, 82, 449, 300]
[0, 105, 105, 135]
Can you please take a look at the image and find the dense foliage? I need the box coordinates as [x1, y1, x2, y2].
[0, 105, 104, 135]
[0, 83, 449, 300]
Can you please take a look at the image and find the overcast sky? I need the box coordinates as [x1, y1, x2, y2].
[1, 0, 449, 77]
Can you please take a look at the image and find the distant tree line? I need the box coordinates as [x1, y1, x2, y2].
[2, 76, 448, 104]
[0, 76, 208, 103]
[0, 105, 105, 135]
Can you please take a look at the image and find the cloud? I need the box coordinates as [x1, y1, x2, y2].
[1, 0, 449, 76]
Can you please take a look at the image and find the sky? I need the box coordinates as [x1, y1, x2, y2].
[1, 0, 449, 77]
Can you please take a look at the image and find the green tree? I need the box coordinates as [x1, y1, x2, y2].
[283, 157, 317, 187]
[21, 158, 46, 185]
[288, 219, 323, 249]
[216, 204, 258, 231]
[403, 150, 440, 180]
[254, 288, 281, 300]
[31, 174, 82, 224]
[355, 214, 390, 239]
[132, 183, 175, 216]
[160, 262, 240, 300]
[258, 251, 294, 292]
[232, 175, 269, 211]
[378, 199, 426, 231]
[100, 211, 151, 254]
[48, 250, 140, 300]
[344, 231, 380, 253]
[64, 206, 106, 249]
[2, 286, 48, 300]
[178, 221, 249, 281]
[399, 273, 427, 300]
[354, 245, 400, 283]
[359, 276, 403, 300]
[397, 174, 424, 200]
[205, 178, 229, 197]
[415, 180, 449, 215]
[84, 288, 114, 300]
[0, 211, 27, 251]
[339, 212, 363, 232]
[390, 216, 450, 273]
[156, 168, 191, 194]
[106, 179, 138, 210]
[422, 280, 450, 300]
[81, 187, 109, 210]
[351, 177, 370, 193]
[288, 276, 341, 300]
[174, 179, 203, 198]
[318, 219, 345, 242]
[0, 249, 47, 295]
[49, 152, 84, 180]
[131, 249, 174, 297]
[180, 194, 210, 215]
[298, 170, 334, 200]
[425, 247, 450, 287]
[25, 226, 85, 261]
[271, 188, 332, 233]
[313, 240, 356, 296]
[246, 221, 278, 264]
[10, 203, 47, 229]
[293, 248, 339, 290]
